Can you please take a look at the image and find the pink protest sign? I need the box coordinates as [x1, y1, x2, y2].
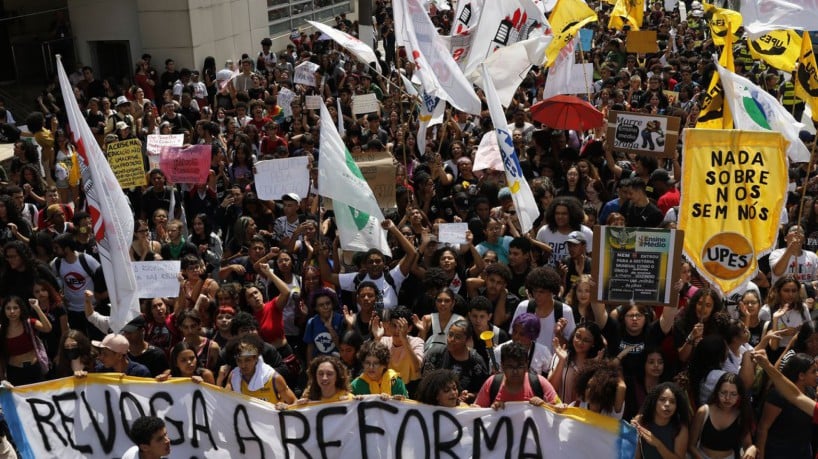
[159, 145, 211, 184]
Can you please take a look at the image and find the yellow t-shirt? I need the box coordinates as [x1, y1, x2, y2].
[239, 373, 279, 403]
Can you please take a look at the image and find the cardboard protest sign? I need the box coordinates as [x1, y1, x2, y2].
[305, 95, 322, 110]
[592, 226, 683, 306]
[277, 87, 296, 118]
[605, 110, 681, 158]
[678, 129, 787, 296]
[350, 150, 396, 208]
[146, 134, 183, 170]
[254, 157, 310, 201]
[294, 61, 320, 86]
[105, 138, 146, 188]
[352, 93, 380, 115]
[132, 260, 180, 298]
[159, 144, 211, 184]
[663, 90, 679, 105]
[626, 30, 658, 54]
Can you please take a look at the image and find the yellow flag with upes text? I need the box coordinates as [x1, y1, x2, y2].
[796, 30, 818, 122]
[679, 129, 787, 296]
[749, 30, 801, 72]
[705, 4, 742, 46]
[608, 0, 643, 31]
[546, 0, 598, 66]
[696, 25, 734, 129]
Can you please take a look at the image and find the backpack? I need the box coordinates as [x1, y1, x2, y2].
[345, 270, 397, 311]
[527, 300, 564, 321]
[55, 253, 97, 279]
[488, 372, 544, 404]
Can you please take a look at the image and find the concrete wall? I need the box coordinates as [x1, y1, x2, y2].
[67, 0, 142, 70]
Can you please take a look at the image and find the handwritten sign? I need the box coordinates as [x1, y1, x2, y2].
[254, 157, 310, 201]
[351, 150, 396, 208]
[159, 144, 211, 184]
[352, 93, 380, 115]
[146, 134, 183, 170]
[305, 95, 322, 110]
[106, 138, 146, 188]
[605, 110, 681, 158]
[591, 226, 682, 307]
[132, 260, 181, 298]
[277, 88, 296, 118]
[294, 61, 320, 87]
[438, 223, 468, 245]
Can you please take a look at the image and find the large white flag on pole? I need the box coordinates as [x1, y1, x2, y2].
[318, 102, 391, 256]
[394, 0, 482, 114]
[716, 61, 810, 163]
[307, 20, 378, 65]
[481, 64, 541, 233]
[56, 55, 140, 333]
[741, 0, 818, 35]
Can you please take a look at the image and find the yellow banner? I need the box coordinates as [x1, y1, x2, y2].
[546, 0, 598, 66]
[679, 129, 787, 296]
[706, 5, 742, 46]
[696, 26, 734, 129]
[106, 138, 146, 188]
[796, 30, 818, 121]
[749, 30, 801, 72]
[608, 0, 643, 31]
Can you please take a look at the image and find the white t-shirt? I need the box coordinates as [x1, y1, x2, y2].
[511, 300, 576, 353]
[535, 224, 593, 267]
[339, 265, 407, 310]
[53, 253, 100, 312]
[768, 248, 818, 284]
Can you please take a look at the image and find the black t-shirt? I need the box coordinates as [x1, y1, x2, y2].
[620, 201, 664, 228]
[422, 347, 489, 394]
[130, 345, 170, 377]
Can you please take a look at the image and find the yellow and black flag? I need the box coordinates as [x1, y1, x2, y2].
[608, 0, 643, 31]
[697, 23, 734, 129]
[749, 30, 801, 72]
[796, 30, 818, 122]
[703, 3, 742, 46]
[546, 0, 598, 66]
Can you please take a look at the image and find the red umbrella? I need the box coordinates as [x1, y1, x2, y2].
[529, 95, 604, 131]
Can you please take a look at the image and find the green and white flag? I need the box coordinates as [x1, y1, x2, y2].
[318, 102, 391, 256]
[717, 61, 810, 164]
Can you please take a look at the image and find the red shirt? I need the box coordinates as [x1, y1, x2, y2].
[254, 297, 283, 344]
[474, 373, 559, 408]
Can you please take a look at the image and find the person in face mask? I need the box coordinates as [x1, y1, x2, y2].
[55, 329, 96, 378]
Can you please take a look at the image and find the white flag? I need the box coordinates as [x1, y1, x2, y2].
[473, 131, 506, 172]
[394, 0, 482, 114]
[417, 92, 446, 155]
[543, 37, 594, 99]
[717, 61, 810, 163]
[307, 21, 378, 65]
[318, 102, 391, 256]
[481, 64, 541, 233]
[56, 55, 140, 333]
[741, 0, 818, 36]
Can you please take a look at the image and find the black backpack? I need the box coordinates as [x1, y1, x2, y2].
[55, 253, 97, 279]
[526, 300, 564, 321]
[488, 372, 544, 404]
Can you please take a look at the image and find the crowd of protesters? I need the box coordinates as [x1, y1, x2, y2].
[2, 0, 818, 457]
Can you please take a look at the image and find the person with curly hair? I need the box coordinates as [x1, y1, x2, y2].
[416, 369, 468, 407]
[351, 340, 408, 398]
[574, 358, 627, 419]
[631, 382, 690, 459]
[535, 197, 592, 268]
[674, 288, 725, 364]
[298, 355, 352, 403]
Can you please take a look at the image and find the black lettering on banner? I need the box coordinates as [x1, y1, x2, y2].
[396, 409, 430, 459]
[472, 416, 513, 459]
[27, 398, 65, 451]
[233, 405, 265, 458]
[279, 408, 312, 459]
[54, 391, 91, 453]
[433, 410, 463, 459]
[518, 417, 543, 459]
[357, 401, 399, 459]
[149, 391, 184, 446]
[190, 390, 217, 449]
[315, 405, 347, 459]
[79, 390, 115, 454]
[119, 392, 146, 436]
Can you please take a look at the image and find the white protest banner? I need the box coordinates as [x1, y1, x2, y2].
[146, 134, 183, 170]
[352, 93, 380, 115]
[277, 87, 296, 118]
[438, 222, 468, 245]
[131, 261, 181, 299]
[0, 375, 637, 459]
[305, 95, 322, 110]
[254, 156, 310, 201]
[294, 61, 320, 87]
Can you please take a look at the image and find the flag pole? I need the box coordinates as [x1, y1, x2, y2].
[798, 139, 818, 225]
